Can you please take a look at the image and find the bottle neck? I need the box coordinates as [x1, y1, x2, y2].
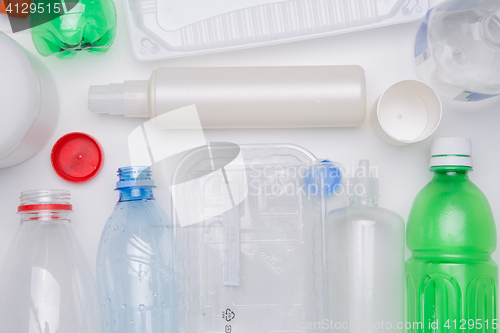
[482, 9, 500, 49]
[118, 187, 154, 202]
[349, 196, 378, 207]
[430, 165, 472, 181]
[18, 189, 72, 223]
[19, 210, 71, 223]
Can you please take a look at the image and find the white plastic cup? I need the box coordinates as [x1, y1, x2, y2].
[371, 80, 442, 146]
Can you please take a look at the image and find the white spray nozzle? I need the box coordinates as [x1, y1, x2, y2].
[88, 81, 149, 117]
[351, 159, 379, 198]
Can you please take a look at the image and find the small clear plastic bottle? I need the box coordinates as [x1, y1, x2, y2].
[0, 190, 101, 333]
[325, 160, 405, 333]
[414, 0, 500, 102]
[96, 166, 176, 333]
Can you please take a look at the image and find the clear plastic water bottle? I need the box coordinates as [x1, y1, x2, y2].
[414, 0, 500, 102]
[0, 190, 100, 333]
[325, 160, 405, 333]
[406, 138, 497, 333]
[96, 166, 176, 333]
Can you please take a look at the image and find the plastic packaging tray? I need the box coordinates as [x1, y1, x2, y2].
[123, 0, 429, 61]
[171, 143, 345, 332]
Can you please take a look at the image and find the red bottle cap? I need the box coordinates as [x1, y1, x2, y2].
[51, 132, 104, 183]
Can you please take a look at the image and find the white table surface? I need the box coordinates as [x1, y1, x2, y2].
[1, 0, 499, 281]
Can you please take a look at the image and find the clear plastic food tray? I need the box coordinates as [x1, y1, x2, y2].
[171, 143, 345, 332]
[124, 0, 429, 60]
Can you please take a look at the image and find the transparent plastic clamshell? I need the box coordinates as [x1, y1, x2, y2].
[124, 0, 429, 60]
[171, 143, 345, 332]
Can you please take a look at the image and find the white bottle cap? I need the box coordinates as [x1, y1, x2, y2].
[350, 160, 379, 198]
[88, 81, 149, 117]
[430, 137, 473, 167]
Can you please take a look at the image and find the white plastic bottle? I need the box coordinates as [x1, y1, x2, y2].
[88, 66, 366, 128]
[0, 32, 58, 168]
[414, 0, 500, 102]
[325, 160, 405, 333]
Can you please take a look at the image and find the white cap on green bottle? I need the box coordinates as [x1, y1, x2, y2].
[430, 137, 472, 168]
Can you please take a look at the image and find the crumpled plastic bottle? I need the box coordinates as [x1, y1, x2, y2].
[30, 0, 116, 58]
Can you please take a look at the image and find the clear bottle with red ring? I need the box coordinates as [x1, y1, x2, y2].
[0, 190, 100, 333]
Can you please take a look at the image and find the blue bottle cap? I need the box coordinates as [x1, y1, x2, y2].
[303, 160, 341, 196]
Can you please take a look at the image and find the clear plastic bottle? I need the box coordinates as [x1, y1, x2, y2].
[325, 160, 405, 333]
[414, 0, 500, 102]
[406, 138, 497, 333]
[0, 190, 100, 333]
[30, 0, 117, 58]
[96, 166, 176, 333]
[88, 66, 366, 128]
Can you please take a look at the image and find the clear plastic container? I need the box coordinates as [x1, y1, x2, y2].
[88, 66, 366, 128]
[0, 190, 100, 333]
[414, 0, 500, 101]
[325, 160, 405, 333]
[170, 143, 345, 332]
[122, 0, 429, 60]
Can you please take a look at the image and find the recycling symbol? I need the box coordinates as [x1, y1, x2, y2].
[223, 308, 235, 322]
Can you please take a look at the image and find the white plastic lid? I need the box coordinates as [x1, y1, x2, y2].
[430, 137, 473, 167]
[0, 33, 41, 159]
[371, 80, 442, 146]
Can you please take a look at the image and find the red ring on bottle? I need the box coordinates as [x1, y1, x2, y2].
[18, 204, 73, 212]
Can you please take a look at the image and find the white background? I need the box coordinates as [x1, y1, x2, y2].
[1, 0, 500, 280]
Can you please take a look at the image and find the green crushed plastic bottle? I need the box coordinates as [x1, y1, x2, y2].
[30, 0, 116, 58]
[406, 137, 498, 333]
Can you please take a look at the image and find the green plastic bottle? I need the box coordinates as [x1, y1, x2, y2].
[30, 0, 116, 58]
[406, 137, 498, 333]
